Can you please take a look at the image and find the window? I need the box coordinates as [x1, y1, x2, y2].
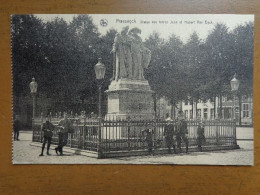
[203, 108, 208, 119]
[184, 110, 188, 118]
[197, 109, 201, 119]
[190, 110, 193, 119]
[210, 108, 214, 119]
[243, 103, 249, 118]
[227, 95, 232, 101]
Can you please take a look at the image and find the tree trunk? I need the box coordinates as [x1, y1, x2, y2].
[195, 99, 197, 119]
[158, 98, 160, 118]
[171, 99, 174, 119]
[219, 95, 223, 119]
[191, 98, 194, 119]
[154, 94, 157, 119]
[179, 100, 183, 112]
[213, 97, 216, 119]
[239, 94, 242, 126]
[173, 104, 176, 119]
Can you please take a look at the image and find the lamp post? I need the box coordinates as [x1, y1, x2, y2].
[94, 58, 106, 118]
[230, 74, 240, 147]
[230, 74, 240, 121]
[29, 77, 38, 119]
[94, 58, 105, 159]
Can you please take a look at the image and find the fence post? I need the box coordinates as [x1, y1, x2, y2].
[153, 119, 156, 151]
[70, 131, 72, 148]
[127, 117, 131, 151]
[82, 117, 86, 150]
[32, 118, 35, 142]
[233, 119, 238, 146]
[40, 112, 43, 143]
[97, 117, 103, 159]
[216, 121, 219, 145]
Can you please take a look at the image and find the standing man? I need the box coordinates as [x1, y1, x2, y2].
[197, 121, 206, 152]
[164, 113, 176, 154]
[13, 115, 21, 141]
[176, 111, 189, 153]
[55, 113, 73, 155]
[142, 124, 154, 155]
[39, 115, 54, 156]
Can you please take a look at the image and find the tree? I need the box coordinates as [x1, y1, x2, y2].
[67, 15, 101, 112]
[12, 15, 45, 97]
[230, 22, 254, 97]
[183, 32, 205, 118]
[12, 15, 254, 120]
[145, 32, 187, 118]
[229, 22, 254, 124]
[204, 23, 233, 118]
[144, 31, 165, 94]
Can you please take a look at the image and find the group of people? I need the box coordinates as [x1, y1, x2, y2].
[164, 112, 189, 154]
[143, 111, 206, 155]
[39, 113, 73, 156]
[16, 110, 205, 157]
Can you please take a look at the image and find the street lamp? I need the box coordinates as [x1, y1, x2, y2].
[94, 58, 106, 118]
[94, 58, 105, 159]
[29, 77, 38, 119]
[230, 73, 240, 120]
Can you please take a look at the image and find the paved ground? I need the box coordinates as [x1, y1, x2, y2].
[12, 127, 254, 165]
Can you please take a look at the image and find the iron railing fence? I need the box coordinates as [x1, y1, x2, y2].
[32, 117, 99, 152]
[32, 116, 237, 156]
[100, 118, 236, 152]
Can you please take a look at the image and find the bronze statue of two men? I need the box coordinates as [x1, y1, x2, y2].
[111, 26, 151, 81]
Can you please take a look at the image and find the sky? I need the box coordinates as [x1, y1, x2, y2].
[35, 14, 254, 42]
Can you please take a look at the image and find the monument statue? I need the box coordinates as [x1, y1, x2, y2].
[111, 26, 151, 80]
[111, 26, 132, 81]
[106, 26, 154, 121]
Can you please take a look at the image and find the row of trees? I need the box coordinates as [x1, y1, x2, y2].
[12, 15, 253, 116]
[12, 15, 116, 113]
[144, 22, 253, 118]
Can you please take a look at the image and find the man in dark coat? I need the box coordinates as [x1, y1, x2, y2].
[197, 121, 206, 152]
[176, 111, 189, 153]
[164, 113, 176, 154]
[142, 128, 153, 154]
[13, 115, 21, 141]
[55, 113, 73, 155]
[39, 116, 55, 156]
[142, 124, 154, 155]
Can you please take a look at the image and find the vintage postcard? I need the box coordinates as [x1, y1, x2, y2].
[11, 14, 254, 165]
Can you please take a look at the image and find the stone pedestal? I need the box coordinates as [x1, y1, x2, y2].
[105, 79, 155, 120]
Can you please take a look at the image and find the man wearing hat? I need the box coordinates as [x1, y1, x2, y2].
[55, 113, 73, 155]
[197, 121, 206, 152]
[142, 123, 154, 155]
[13, 115, 21, 141]
[176, 110, 189, 153]
[39, 115, 54, 156]
[164, 113, 176, 154]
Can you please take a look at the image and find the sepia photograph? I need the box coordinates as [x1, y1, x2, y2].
[11, 14, 254, 165]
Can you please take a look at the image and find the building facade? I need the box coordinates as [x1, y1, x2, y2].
[181, 96, 253, 126]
